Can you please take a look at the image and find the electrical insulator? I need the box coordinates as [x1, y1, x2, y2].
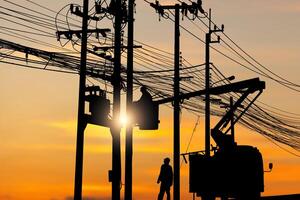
[95, 1, 103, 14]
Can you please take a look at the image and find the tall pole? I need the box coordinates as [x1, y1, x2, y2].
[125, 0, 134, 199]
[74, 0, 89, 199]
[204, 9, 223, 158]
[205, 9, 211, 158]
[174, 4, 180, 200]
[112, 0, 122, 199]
[149, 2, 203, 200]
[204, 9, 224, 199]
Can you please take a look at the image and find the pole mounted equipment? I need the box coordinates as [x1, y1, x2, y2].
[56, 29, 111, 41]
[70, 4, 101, 21]
[84, 86, 111, 127]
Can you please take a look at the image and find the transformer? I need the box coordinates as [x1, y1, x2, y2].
[85, 86, 110, 127]
[189, 145, 264, 199]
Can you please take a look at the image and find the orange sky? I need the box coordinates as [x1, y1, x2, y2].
[0, 0, 300, 200]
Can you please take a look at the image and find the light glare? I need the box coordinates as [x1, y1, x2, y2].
[120, 114, 128, 126]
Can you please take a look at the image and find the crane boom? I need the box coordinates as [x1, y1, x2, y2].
[186, 77, 266, 199]
[155, 77, 265, 105]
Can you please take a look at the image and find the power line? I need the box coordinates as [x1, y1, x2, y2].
[1, 0, 299, 154]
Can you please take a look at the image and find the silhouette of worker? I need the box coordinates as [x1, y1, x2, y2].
[157, 157, 173, 200]
[134, 86, 152, 123]
[139, 86, 152, 103]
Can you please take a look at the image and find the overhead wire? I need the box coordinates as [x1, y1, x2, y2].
[1, 0, 299, 153]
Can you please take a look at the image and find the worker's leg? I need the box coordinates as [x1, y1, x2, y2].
[166, 187, 171, 200]
[157, 185, 165, 200]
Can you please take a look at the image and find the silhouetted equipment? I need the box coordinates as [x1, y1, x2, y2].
[269, 163, 273, 170]
[189, 145, 264, 199]
[157, 78, 266, 200]
[57, 29, 110, 41]
[155, 78, 265, 105]
[85, 86, 111, 127]
[95, 0, 128, 24]
[265, 163, 273, 173]
[70, 3, 100, 21]
[187, 78, 266, 199]
[133, 87, 159, 130]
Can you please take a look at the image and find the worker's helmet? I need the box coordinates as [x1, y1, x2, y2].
[140, 86, 147, 93]
[164, 157, 170, 164]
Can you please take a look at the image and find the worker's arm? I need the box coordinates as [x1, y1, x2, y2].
[157, 166, 162, 183]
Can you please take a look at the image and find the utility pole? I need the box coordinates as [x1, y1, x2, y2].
[125, 0, 134, 199]
[60, 0, 124, 198]
[56, 1, 112, 199]
[174, 4, 181, 200]
[150, 2, 204, 200]
[111, 0, 122, 200]
[74, 0, 89, 199]
[205, 9, 224, 157]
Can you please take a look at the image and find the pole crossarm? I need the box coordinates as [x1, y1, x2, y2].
[155, 78, 265, 105]
[150, 0, 205, 15]
[87, 49, 114, 62]
[93, 45, 142, 51]
[56, 28, 111, 40]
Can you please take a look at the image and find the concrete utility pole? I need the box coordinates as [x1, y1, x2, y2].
[205, 9, 224, 157]
[125, 0, 134, 199]
[111, 0, 122, 199]
[74, 0, 89, 199]
[174, 4, 181, 200]
[150, 2, 204, 199]
[150, 3, 182, 199]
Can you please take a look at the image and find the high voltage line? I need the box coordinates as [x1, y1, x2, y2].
[161, 6, 300, 92]
[0, 0, 300, 155]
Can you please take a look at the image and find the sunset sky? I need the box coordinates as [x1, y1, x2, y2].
[0, 0, 300, 199]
